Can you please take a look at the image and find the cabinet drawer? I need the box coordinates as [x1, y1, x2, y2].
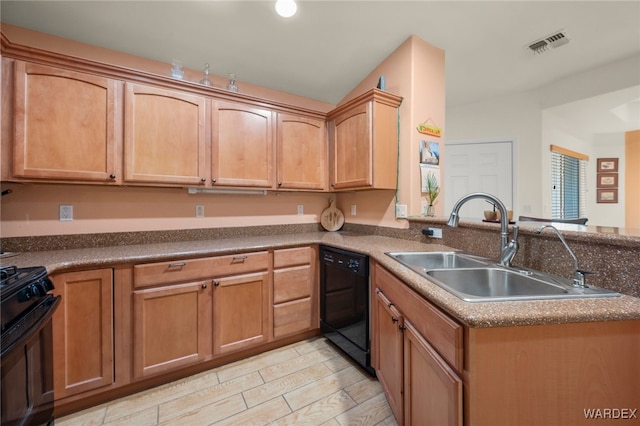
[134, 251, 268, 288]
[134, 257, 215, 288]
[374, 263, 463, 373]
[208, 251, 269, 277]
[274, 297, 312, 338]
[273, 265, 311, 304]
[273, 247, 311, 268]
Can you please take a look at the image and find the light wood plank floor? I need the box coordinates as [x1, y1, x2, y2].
[57, 337, 398, 426]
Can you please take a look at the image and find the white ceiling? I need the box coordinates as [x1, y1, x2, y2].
[1, 0, 639, 111]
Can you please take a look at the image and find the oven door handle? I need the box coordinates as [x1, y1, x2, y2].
[1, 295, 61, 358]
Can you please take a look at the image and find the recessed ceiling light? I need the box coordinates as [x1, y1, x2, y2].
[275, 0, 297, 18]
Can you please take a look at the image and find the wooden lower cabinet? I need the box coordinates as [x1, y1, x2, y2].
[372, 263, 463, 426]
[403, 321, 462, 426]
[51, 269, 114, 399]
[133, 281, 212, 378]
[373, 289, 404, 423]
[213, 271, 270, 354]
[373, 262, 639, 426]
[272, 247, 317, 339]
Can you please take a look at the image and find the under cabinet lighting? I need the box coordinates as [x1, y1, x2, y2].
[187, 187, 267, 195]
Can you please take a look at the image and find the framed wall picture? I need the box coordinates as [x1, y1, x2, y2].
[597, 173, 618, 188]
[597, 189, 618, 203]
[597, 158, 618, 172]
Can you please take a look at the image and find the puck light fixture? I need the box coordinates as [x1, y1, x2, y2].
[275, 0, 297, 18]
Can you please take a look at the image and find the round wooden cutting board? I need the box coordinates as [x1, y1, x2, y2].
[320, 200, 345, 232]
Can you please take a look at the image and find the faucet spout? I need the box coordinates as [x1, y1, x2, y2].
[447, 192, 518, 266]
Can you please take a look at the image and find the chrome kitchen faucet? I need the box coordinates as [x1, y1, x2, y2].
[447, 192, 519, 267]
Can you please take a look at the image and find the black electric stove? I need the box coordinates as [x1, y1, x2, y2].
[1, 265, 60, 426]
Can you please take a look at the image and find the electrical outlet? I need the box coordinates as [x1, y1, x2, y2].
[297, 204, 304, 215]
[59, 205, 73, 221]
[351, 205, 357, 216]
[195, 205, 205, 218]
[395, 204, 407, 218]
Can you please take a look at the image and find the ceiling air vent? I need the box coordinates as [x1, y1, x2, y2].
[528, 30, 570, 54]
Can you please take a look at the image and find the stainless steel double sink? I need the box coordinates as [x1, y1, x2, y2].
[386, 251, 620, 302]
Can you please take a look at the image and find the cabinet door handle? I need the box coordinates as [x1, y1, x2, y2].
[214, 280, 220, 287]
[201, 283, 207, 289]
[211, 178, 217, 184]
[109, 174, 116, 180]
[200, 177, 206, 183]
[398, 325, 406, 331]
[392, 317, 398, 324]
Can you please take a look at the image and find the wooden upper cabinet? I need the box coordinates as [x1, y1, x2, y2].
[276, 113, 327, 191]
[12, 61, 120, 183]
[327, 89, 402, 191]
[212, 100, 274, 188]
[124, 82, 207, 185]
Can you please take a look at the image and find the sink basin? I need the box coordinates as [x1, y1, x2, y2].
[426, 268, 569, 301]
[385, 251, 620, 302]
[386, 251, 489, 271]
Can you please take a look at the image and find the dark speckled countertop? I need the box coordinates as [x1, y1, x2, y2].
[3, 231, 640, 328]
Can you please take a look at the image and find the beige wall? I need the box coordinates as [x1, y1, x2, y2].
[0, 183, 332, 237]
[336, 35, 446, 227]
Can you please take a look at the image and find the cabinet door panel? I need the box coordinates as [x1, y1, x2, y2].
[331, 103, 371, 189]
[276, 113, 327, 190]
[124, 82, 207, 185]
[133, 281, 211, 378]
[404, 321, 462, 426]
[213, 271, 269, 354]
[52, 269, 114, 398]
[373, 289, 404, 424]
[212, 101, 273, 187]
[13, 62, 119, 182]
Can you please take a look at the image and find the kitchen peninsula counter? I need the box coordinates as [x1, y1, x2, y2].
[3, 231, 640, 329]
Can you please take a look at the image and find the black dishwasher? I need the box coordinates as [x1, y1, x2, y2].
[319, 245, 374, 375]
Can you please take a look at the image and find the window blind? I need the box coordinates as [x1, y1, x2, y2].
[550, 146, 588, 219]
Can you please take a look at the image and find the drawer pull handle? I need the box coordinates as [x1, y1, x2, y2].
[232, 255, 247, 263]
[168, 262, 186, 269]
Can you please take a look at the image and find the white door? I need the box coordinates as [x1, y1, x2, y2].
[444, 140, 514, 220]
